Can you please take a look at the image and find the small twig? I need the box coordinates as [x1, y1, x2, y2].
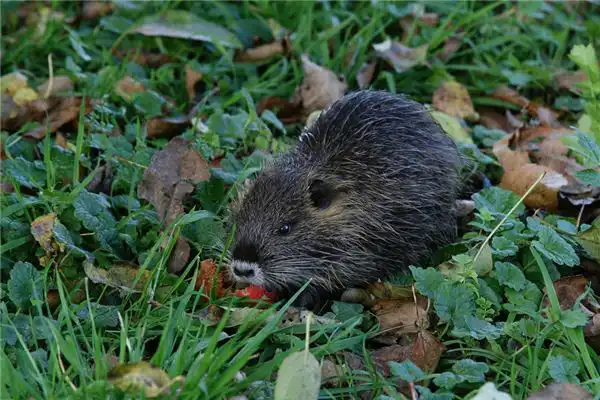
[44, 54, 54, 99]
[57, 349, 78, 391]
[409, 381, 418, 400]
[576, 204, 585, 229]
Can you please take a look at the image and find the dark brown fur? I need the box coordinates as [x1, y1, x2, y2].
[229, 90, 462, 309]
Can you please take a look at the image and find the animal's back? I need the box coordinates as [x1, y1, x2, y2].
[292, 90, 461, 275]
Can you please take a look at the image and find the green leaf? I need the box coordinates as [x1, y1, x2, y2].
[504, 282, 542, 315]
[433, 372, 462, 390]
[73, 190, 119, 252]
[452, 315, 504, 341]
[560, 309, 589, 328]
[388, 360, 425, 382]
[410, 266, 446, 298]
[531, 225, 579, 267]
[330, 302, 363, 323]
[576, 217, 600, 263]
[274, 350, 321, 400]
[132, 91, 164, 118]
[491, 236, 519, 258]
[8, 262, 42, 309]
[493, 262, 527, 291]
[473, 186, 525, 216]
[548, 355, 580, 383]
[562, 131, 600, 168]
[131, 10, 243, 48]
[569, 44, 599, 82]
[76, 303, 119, 328]
[574, 169, 600, 187]
[451, 359, 488, 383]
[416, 386, 453, 400]
[433, 282, 476, 323]
[3, 157, 46, 189]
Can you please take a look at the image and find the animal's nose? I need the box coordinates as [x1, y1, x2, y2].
[232, 242, 260, 263]
[233, 266, 255, 278]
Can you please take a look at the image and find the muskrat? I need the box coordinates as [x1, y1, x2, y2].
[228, 90, 462, 309]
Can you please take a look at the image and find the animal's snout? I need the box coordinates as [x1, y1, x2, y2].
[233, 265, 255, 278]
[232, 242, 260, 263]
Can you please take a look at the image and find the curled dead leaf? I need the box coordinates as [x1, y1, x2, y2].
[82, 1, 114, 20]
[235, 38, 291, 63]
[526, 383, 593, 400]
[373, 39, 428, 74]
[24, 97, 91, 140]
[356, 61, 378, 90]
[146, 116, 191, 139]
[185, 65, 203, 102]
[113, 49, 173, 68]
[372, 296, 429, 336]
[432, 81, 478, 120]
[554, 70, 589, 93]
[493, 134, 567, 210]
[438, 35, 462, 61]
[492, 86, 558, 126]
[37, 75, 73, 98]
[84, 261, 151, 294]
[115, 76, 146, 103]
[293, 54, 347, 115]
[108, 362, 184, 398]
[256, 96, 303, 124]
[31, 213, 59, 253]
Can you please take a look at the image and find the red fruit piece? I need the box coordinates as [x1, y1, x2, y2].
[233, 285, 277, 302]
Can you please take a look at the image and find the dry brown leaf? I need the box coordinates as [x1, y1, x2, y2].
[82, 1, 114, 20]
[356, 60, 378, 90]
[235, 38, 290, 63]
[432, 81, 478, 120]
[137, 137, 210, 273]
[373, 39, 428, 74]
[31, 213, 58, 254]
[372, 296, 429, 336]
[371, 330, 444, 377]
[24, 97, 89, 139]
[185, 65, 203, 102]
[493, 134, 567, 210]
[108, 361, 184, 398]
[527, 383, 593, 400]
[37, 75, 73, 98]
[146, 116, 191, 139]
[399, 11, 439, 41]
[113, 49, 173, 67]
[256, 96, 303, 124]
[294, 54, 348, 115]
[114, 76, 146, 103]
[555, 70, 589, 93]
[477, 107, 513, 132]
[545, 275, 589, 310]
[492, 86, 558, 126]
[84, 261, 151, 294]
[438, 35, 462, 61]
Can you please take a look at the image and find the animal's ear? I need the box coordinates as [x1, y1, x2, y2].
[308, 179, 336, 209]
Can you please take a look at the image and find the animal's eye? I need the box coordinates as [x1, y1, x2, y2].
[278, 223, 291, 235]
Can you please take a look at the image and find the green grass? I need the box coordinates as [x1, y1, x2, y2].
[1, 1, 600, 399]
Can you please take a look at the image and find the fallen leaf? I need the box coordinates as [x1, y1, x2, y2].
[371, 330, 444, 376]
[432, 81, 478, 120]
[492, 86, 558, 126]
[113, 49, 173, 67]
[81, 1, 114, 20]
[138, 137, 209, 225]
[55, 132, 69, 149]
[115, 76, 146, 103]
[31, 213, 58, 253]
[131, 10, 242, 49]
[146, 116, 191, 139]
[544, 275, 589, 311]
[137, 137, 210, 273]
[108, 362, 184, 398]
[430, 110, 474, 144]
[493, 134, 567, 210]
[235, 38, 290, 63]
[84, 261, 151, 294]
[398, 9, 439, 41]
[320, 358, 344, 387]
[477, 107, 514, 133]
[185, 64, 203, 102]
[24, 97, 89, 139]
[356, 60, 378, 90]
[526, 383, 593, 400]
[372, 296, 429, 336]
[256, 96, 303, 124]
[293, 54, 347, 115]
[555, 70, 589, 93]
[274, 350, 321, 400]
[438, 35, 462, 61]
[37, 75, 73, 98]
[373, 39, 428, 74]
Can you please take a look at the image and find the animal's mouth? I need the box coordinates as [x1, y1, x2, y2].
[229, 259, 265, 287]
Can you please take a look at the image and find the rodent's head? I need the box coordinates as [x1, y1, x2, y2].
[228, 154, 350, 296]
